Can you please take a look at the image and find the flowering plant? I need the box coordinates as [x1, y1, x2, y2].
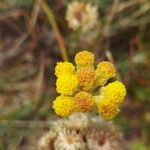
[39, 113, 123, 149]
[52, 51, 126, 119]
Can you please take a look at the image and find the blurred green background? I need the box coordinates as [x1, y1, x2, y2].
[0, 0, 150, 149]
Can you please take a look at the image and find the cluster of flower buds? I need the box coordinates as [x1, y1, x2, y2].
[52, 51, 126, 119]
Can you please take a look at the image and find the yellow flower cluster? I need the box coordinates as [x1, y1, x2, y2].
[52, 50, 127, 119]
[55, 62, 75, 77]
[52, 96, 75, 117]
[75, 51, 94, 68]
[77, 67, 96, 90]
[73, 91, 94, 112]
[100, 81, 126, 104]
[56, 74, 78, 95]
[97, 99, 120, 120]
[95, 80, 126, 119]
[96, 61, 116, 86]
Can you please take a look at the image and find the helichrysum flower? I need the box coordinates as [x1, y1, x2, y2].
[52, 95, 75, 117]
[55, 62, 75, 77]
[56, 73, 78, 95]
[54, 129, 86, 150]
[75, 50, 94, 68]
[66, 1, 98, 32]
[38, 131, 57, 150]
[85, 126, 122, 150]
[96, 61, 117, 86]
[73, 91, 95, 112]
[96, 99, 120, 120]
[77, 67, 96, 90]
[52, 50, 127, 120]
[100, 80, 126, 104]
[38, 113, 123, 150]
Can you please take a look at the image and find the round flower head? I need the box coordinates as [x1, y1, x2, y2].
[100, 80, 126, 104]
[66, 1, 98, 32]
[54, 129, 86, 150]
[96, 61, 117, 86]
[85, 124, 123, 150]
[56, 74, 78, 95]
[96, 99, 120, 120]
[73, 91, 95, 112]
[55, 62, 75, 77]
[75, 51, 94, 68]
[77, 67, 96, 90]
[52, 95, 75, 117]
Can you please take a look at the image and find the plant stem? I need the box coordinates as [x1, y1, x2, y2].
[41, 0, 68, 61]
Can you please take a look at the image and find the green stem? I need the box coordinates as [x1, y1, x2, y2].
[41, 0, 68, 61]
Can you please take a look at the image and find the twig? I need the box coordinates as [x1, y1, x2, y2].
[29, 0, 42, 32]
[40, 0, 68, 61]
[117, 0, 148, 13]
[94, 0, 120, 58]
[118, 2, 150, 28]
[102, 0, 120, 37]
[0, 10, 26, 20]
[0, 120, 51, 128]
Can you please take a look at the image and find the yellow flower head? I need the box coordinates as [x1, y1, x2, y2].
[96, 61, 116, 86]
[52, 95, 75, 117]
[55, 62, 75, 77]
[100, 81, 126, 104]
[96, 99, 120, 120]
[56, 74, 78, 95]
[73, 91, 95, 112]
[77, 67, 96, 90]
[75, 51, 94, 68]
[52, 50, 127, 120]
